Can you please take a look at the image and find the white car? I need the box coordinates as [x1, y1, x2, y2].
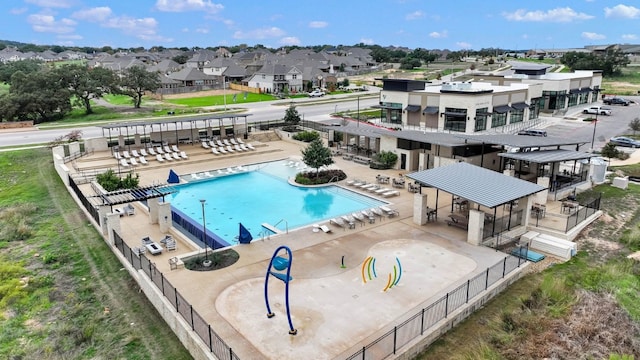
[582, 106, 611, 116]
[308, 89, 325, 97]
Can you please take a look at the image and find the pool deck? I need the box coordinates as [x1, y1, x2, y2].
[72, 139, 516, 359]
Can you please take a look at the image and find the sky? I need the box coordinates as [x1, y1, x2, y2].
[1, 0, 639, 51]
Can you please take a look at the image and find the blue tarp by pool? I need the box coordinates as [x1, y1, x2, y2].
[511, 247, 546, 262]
[167, 169, 180, 184]
[238, 223, 253, 244]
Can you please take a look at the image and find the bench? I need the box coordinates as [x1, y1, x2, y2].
[353, 156, 370, 165]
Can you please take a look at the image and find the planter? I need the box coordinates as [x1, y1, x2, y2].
[202, 259, 213, 267]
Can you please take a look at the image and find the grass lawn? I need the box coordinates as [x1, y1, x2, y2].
[165, 92, 276, 107]
[0, 149, 192, 359]
[102, 93, 136, 105]
[417, 184, 640, 359]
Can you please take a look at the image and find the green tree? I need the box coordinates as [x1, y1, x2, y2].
[373, 150, 398, 169]
[172, 54, 190, 64]
[0, 59, 43, 83]
[118, 66, 161, 108]
[283, 104, 301, 130]
[561, 49, 629, 76]
[57, 64, 117, 114]
[629, 118, 640, 136]
[400, 57, 422, 70]
[599, 142, 619, 160]
[301, 138, 334, 177]
[5, 69, 72, 123]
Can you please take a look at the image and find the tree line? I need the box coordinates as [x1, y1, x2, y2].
[0, 60, 160, 123]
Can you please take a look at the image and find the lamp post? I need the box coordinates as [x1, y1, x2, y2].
[357, 95, 360, 127]
[222, 76, 227, 112]
[200, 199, 211, 266]
[590, 112, 598, 151]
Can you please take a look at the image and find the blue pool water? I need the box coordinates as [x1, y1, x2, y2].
[166, 159, 386, 245]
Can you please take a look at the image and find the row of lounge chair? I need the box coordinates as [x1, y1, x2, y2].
[190, 166, 247, 180]
[202, 138, 256, 152]
[345, 179, 400, 197]
[325, 206, 399, 230]
[211, 143, 255, 155]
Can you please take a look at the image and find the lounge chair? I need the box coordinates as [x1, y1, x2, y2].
[140, 148, 148, 157]
[239, 144, 249, 151]
[236, 165, 246, 171]
[370, 207, 385, 218]
[209, 140, 217, 148]
[180, 151, 188, 159]
[246, 143, 255, 150]
[156, 147, 164, 154]
[226, 167, 235, 174]
[113, 152, 122, 160]
[211, 148, 221, 155]
[122, 150, 131, 158]
[230, 138, 238, 145]
[329, 218, 345, 228]
[226, 145, 235, 153]
[382, 190, 400, 197]
[172, 145, 180, 152]
[345, 179, 358, 186]
[191, 173, 202, 180]
[352, 212, 366, 222]
[234, 144, 245, 152]
[218, 147, 228, 154]
[313, 224, 332, 233]
[202, 142, 210, 149]
[361, 183, 377, 190]
[374, 187, 392, 194]
[119, 158, 129, 167]
[341, 215, 356, 228]
[164, 145, 173, 153]
[141, 236, 153, 246]
[380, 205, 399, 217]
[216, 140, 225, 147]
[223, 139, 231, 146]
[165, 238, 177, 251]
[156, 154, 165, 162]
[172, 152, 181, 160]
[133, 246, 146, 256]
[203, 171, 214, 177]
[164, 153, 173, 161]
[148, 147, 156, 155]
[129, 157, 139, 166]
[131, 149, 140, 157]
[139, 156, 148, 165]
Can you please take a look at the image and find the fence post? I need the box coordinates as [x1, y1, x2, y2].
[209, 325, 213, 352]
[466, 279, 470, 303]
[393, 326, 398, 354]
[362, 346, 366, 360]
[174, 288, 178, 311]
[229, 346, 233, 359]
[161, 273, 165, 295]
[420, 308, 425, 335]
[485, 268, 489, 290]
[445, 293, 449, 318]
[502, 257, 507, 278]
[190, 305, 194, 330]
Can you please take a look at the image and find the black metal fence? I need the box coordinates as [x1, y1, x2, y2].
[113, 231, 239, 360]
[565, 195, 601, 232]
[69, 176, 100, 224]
[483, 209, 524, 239]
[344, 254, 526, 360]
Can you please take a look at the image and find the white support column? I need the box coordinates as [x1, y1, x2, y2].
[105, 212, 121, 246]
[148, 198, 160, 224]
[158, 202, 172, 234]
[413, 193, 428, 225]
[467, 209, 484, 246]
[98, 205, 112, 235]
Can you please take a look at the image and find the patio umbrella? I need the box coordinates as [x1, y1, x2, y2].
[238, 223, 253, 244]
[167, 169, 180, 184]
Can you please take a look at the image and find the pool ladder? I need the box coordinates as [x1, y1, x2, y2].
[273, 219, 288, 234]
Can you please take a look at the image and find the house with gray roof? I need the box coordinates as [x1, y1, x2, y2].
[246, 63, 303, 94]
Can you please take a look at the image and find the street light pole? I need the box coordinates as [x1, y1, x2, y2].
[200, 199, 209, 262]
[590, 112, 598, 151]
[222, 75, 227, 112]
[357, 96, 360, 127]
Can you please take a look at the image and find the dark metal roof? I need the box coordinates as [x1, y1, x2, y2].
[407, 162, 546, 208]
[511, 102, 529, 110]
[423, 106, 439, 114]
[454, 134, 588, 148]
[378, 129, 484, 147]
[493, 105, 512, 113]
[321, 121, 382, 138]
[498, 149, 597, 163]
[405, 105, 421, 112]
[100, 114, 253, 130]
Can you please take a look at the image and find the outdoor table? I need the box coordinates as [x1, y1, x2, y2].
[145, 242, 163, 255]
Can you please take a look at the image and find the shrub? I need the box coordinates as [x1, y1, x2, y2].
[96, 169, 139, 191]
[295, 169, 346, 185]
[292, 130, 320, 142]
[371, 150, 398, 169]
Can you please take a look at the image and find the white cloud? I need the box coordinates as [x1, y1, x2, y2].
[27, 14, 76, 34]
[429, 30, 448, 39]
[503, 7, 593, 22]
[58, 34, 82, 40]
[582, 31, 606, 40]
[279, 37, 301, 46]
[25, 0, 74, 8]
[155, 0, 223, 13]
[522, 34, 529, 39]
[456, 41, 472, 49]
[233, 27, 285, 40]
[308, 21, 328, 28]
[102, 16, 172, 42]
[10, 7, 28, 14]
[195, 27, 209, 34]
[71, 7, 112, 22]
[622, 34, 638, 40]
[604, 4, 640, 19]
[182, 27, 189, 32]
[406, 10, 425, 20]
[360, 38, 374, 45]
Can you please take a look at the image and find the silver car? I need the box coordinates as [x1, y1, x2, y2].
[609, 136, 640, 148]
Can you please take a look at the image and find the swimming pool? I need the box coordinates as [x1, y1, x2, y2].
[166, 159, 386, 246]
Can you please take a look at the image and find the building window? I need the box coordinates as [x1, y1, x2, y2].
[510, 108, 524, 123]
[529, 98, 541, 120]
[443, 107, 467, 132]
[492, 112, 507, 127]
[292, 74, 297, 79]
[568, 93, 578, 107]
[475, 108, 488, 132]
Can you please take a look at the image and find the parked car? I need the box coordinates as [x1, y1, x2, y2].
[308, 89, 325, 97]
[603, 97, 631, 106]
[583, 106, 611, 116]
[609, 136, 640, 148]
[517, 129, 547, 137]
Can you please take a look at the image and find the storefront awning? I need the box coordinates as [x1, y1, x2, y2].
[511, 102, 529, 110]
[404, 105, 421, 112]
[443, 111, 467, 117]
[569, 87, 593, 94]
[422, 106, 439, 115]
[493, 105, 512, 114]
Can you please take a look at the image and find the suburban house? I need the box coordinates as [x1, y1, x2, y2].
[246, 63, 303, 94]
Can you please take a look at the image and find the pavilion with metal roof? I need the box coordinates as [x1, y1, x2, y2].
[88, 184, 176, 208]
